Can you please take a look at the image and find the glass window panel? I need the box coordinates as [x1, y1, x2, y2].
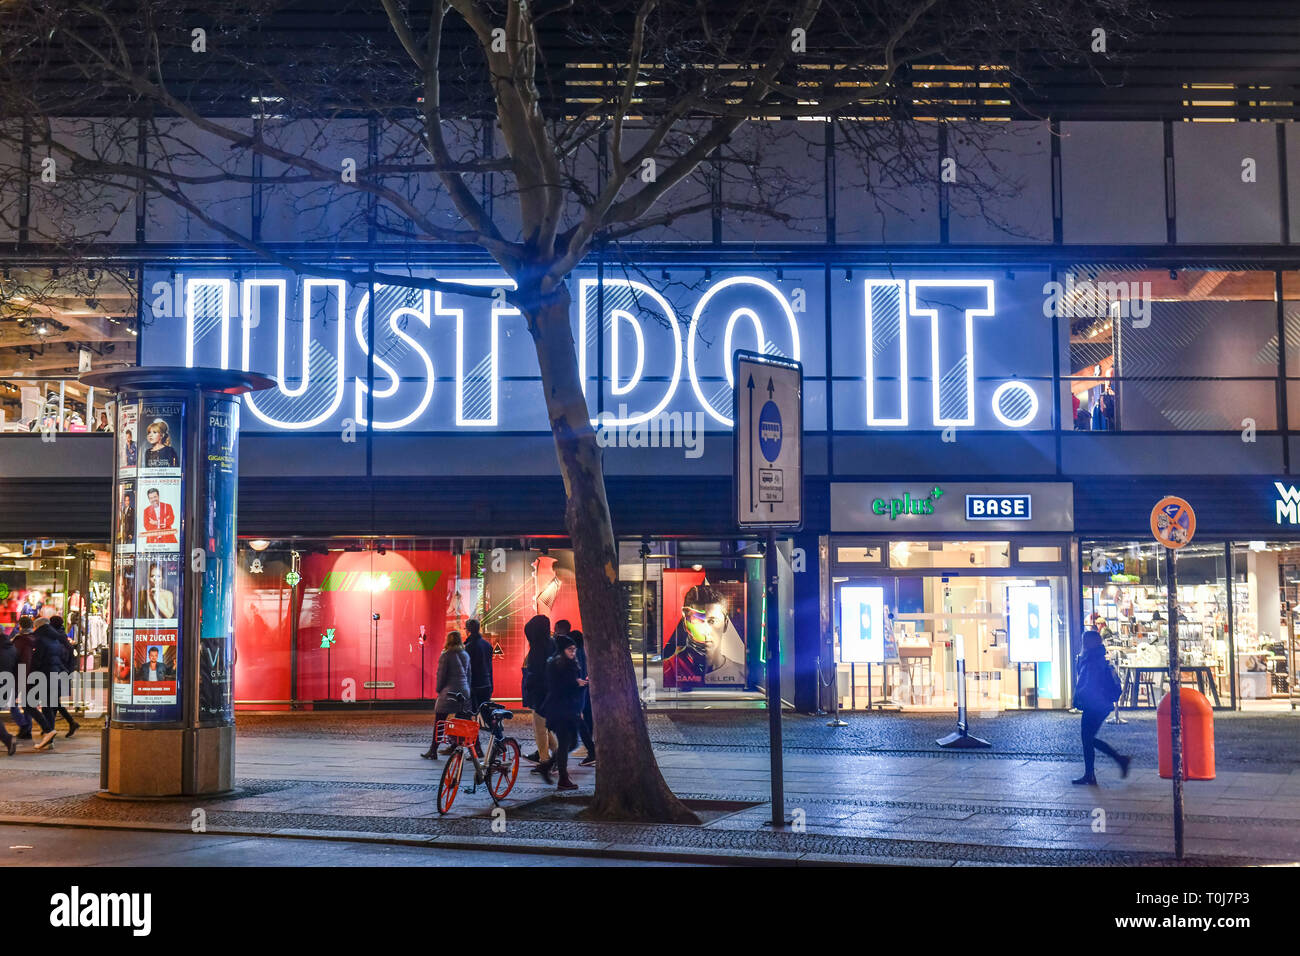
[889, 540, 1011, 569]
[837, 547, 883, 563]
[1080, 539, 1230, 707]
[1018, 546, 1063, 562]
[1062, 267, 1279, 432]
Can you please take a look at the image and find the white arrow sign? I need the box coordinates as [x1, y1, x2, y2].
[734, 350, 803, 529]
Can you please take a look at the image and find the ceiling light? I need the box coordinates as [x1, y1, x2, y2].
[248, 539, 271, 551]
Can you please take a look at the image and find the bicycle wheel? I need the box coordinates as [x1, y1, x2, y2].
[487, 737, 521, 801]
[437, 749, 463, 814]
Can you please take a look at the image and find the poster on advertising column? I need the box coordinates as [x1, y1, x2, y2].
[112, 398, 185, 723]
[199, 398, 237, 722]
[117, 400, 139, 473]
[661, 569, 748, 689]
[131, 626, 178, 703]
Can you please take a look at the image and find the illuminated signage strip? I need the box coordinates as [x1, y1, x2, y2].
[155, 269, 1052, 433]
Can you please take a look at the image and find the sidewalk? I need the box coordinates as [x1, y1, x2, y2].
[3, 711, 1298, 865]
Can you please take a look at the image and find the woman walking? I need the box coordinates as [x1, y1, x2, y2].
[535, 635, 588, 791]
[1072, 628, 1131, 785]
[522, 614, 557, 768]
[422, 631, 471, 760]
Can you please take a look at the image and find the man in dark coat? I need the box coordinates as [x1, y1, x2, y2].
[26, 618, 63, 750]
[535, 635, 587, 790]
[8, 616, 35, 739]
[12, 617, 53, 742]
[571, 630, 596, 767]
[46, 617, 81, 738]
[0, 628, 18, 755]
[522, 614, 556, 765]
[464, 619, 494, 711]
[1072, 628, 1130, 785]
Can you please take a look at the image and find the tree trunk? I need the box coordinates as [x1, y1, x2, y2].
[524, 279, 699, 824]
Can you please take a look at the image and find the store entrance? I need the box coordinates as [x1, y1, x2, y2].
[832, 539, 1071, 713]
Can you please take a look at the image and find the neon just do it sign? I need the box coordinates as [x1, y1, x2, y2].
[153, 270, 1045, 432]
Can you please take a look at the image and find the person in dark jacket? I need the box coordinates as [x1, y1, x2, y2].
[45, 617, 80, 738]
[8, 616, 36, 739]
[28, 619, 65, 751]
[534, 635, 587, 790]
[464, 619, 494, 711]
[423, 631, 472, 759]
[0, 629, 17, 755]
[1072, 628, 1130, 785]
[571, 630, 596, 767]
[522, 614, 557, 766]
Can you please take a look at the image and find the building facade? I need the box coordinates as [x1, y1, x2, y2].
[4, 6, 1300, 717]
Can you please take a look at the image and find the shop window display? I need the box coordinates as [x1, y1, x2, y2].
[0, 541, 112, 704]
[1081, 540, 1230, 708]
[1229, 542, 1298, 710]
[0, 267, 137, 434]
[833, 539, 1070, 712]
[233, 538, 582, 709]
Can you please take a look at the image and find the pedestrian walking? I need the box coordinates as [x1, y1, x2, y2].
[423, 631, 472, 760]
[13, 616, 55, 747]
[1072, 628, 1130, 785]
[571, 629, 596, 766]
[522, 614, 557, 766]
[48, 617, 81, 737]
[28, 617, 65, 751]
[464, 619, 494, 712]
[535, 635, 588, 791]
[0, 627, 19, 755]
[8, 617, 36, 739]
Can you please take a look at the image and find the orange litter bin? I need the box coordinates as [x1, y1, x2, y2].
[1156, 687, 1216, 780]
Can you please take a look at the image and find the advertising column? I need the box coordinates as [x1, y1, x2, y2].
[87, 368, 271, 798]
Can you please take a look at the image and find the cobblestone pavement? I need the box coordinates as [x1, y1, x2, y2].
[3, 709, 1298, 865]
[231, 708, 1300, 769]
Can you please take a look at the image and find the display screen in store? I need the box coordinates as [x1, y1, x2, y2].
[1008, 584, 1053, 663]
[840, 585, 886, 664]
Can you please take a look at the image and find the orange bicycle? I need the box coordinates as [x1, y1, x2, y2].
[436, 700, 521, 815]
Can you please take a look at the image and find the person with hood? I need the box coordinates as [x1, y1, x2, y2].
[522, 614, 557, 766]
[8, 616, 36, 739]
[571, 630, 596, 767]
[28, 617, 66, 751]
[12, 616, 53, 744]
[1072, 628, 1131, 785]
[534, 634, 588, 791]
[464, 619, 494, 711]
[0, 627, 18, 755]
[423, 631, 472, 759]
[45, 616, 80, 738]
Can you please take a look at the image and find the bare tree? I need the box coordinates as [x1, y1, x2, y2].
[0, 0, 1150, 822]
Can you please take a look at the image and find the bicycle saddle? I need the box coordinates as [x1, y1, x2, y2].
[490, 707, 513, 722]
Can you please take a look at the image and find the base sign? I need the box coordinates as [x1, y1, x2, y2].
[734, 351, 803, 530]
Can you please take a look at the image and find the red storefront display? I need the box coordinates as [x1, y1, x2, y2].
[232, 542, 582, 709]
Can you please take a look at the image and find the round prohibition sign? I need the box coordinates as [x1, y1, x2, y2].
[1150, 495, 1196, 550]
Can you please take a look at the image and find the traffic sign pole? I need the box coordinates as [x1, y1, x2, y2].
[766, 529, 785, 828]
[1150, 495, 1194, 861]
[1166, 546, 1185, 860]
[734, 351, 802, 831]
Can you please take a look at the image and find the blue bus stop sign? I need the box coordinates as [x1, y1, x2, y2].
[758, 401, 783, 462]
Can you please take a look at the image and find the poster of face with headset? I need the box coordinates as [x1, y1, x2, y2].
[661, 570, 747, 689]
